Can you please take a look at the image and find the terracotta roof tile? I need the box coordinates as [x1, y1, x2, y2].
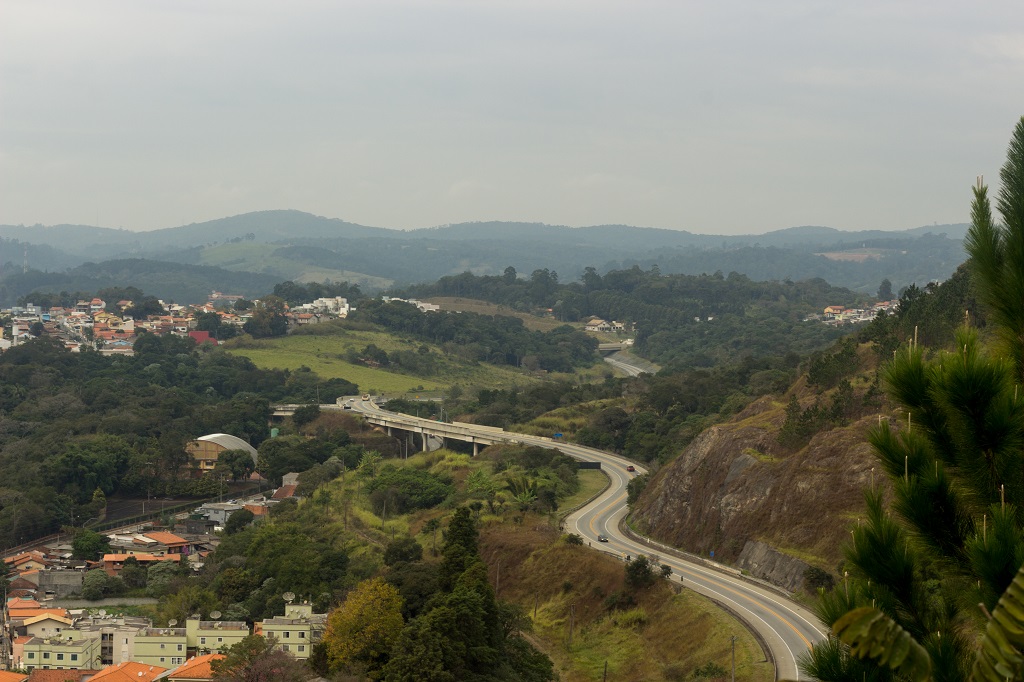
[26, 670, 101, 682]
[165, 653, 224, 680]
[88, 662, 168, 682]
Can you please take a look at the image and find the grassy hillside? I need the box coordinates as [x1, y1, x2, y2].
[480, 524, 773, 681]
[225, 330, 536, 394]
[289, 421, 772, 681]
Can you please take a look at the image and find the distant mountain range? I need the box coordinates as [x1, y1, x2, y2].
[0, 210, 969, 305]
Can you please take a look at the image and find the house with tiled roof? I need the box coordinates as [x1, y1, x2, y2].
[159, 653, 224, 681]
[0, 670, 28, 682]
[8, 607, 71, 622]
[101, 553, 178, 577]
[21, 613, 73, 639]
[89, 661, 167, 682]
[271, 485, 297, 500]
[5, 551, 51, 573]
[25, 670, 100, 682]
[139, 531, 190, 556]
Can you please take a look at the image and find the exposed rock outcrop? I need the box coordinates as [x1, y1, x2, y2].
[631, 394, 883, 589]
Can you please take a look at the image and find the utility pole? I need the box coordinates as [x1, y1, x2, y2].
[731, 635, 737, 682]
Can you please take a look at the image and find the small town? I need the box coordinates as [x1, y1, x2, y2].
[0, 294, 447, 355]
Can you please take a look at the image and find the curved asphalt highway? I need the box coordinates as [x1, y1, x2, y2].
[344, 397, 827, 679]
[603, 351, 649, 377]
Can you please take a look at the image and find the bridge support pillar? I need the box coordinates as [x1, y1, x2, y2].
[421, 430, 428, 452]
[387, 426, 392, 437]
[472, 441, 479, 457]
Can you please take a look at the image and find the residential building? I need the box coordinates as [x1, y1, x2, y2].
[20, 635, 101, 672]
[187, 618, 248, 655]
[133, 628, 187, 668]
[258, 602, 327, 660]
[194, 502, 243, 526]
[101, 554, 178, 577]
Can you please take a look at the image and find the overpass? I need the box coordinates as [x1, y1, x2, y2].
[347, 401, 515, 456]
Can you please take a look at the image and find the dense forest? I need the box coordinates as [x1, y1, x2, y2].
[0, 334, 360, 548]
[403, 265, 858, 369]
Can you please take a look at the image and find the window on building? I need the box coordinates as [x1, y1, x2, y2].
[200, 637, 206, 645]
[172, 657, 183, 665]
[283, 645, 289, 651]
[298, 645, 305, 652]
[43, 653, 50, 660]
[71, 654, 78, 661]
[27, 653, 34, 659]
[177, 644, 183, 651]
[160, 643, 166, 650]
[283, 631, 290, 638]
[57, 654, 64, 661]
[299, 631, 305, 638]
[217, 637, 223, 643]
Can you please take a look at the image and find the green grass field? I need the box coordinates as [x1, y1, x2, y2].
[226, 330, 535, 394]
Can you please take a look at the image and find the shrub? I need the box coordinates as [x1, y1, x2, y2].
[611, 607, 648, 628]
[603, 590, 636, 612]
[624, 555, 657, 589]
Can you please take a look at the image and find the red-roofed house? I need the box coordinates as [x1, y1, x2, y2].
[188, 331, 217, 346]
[142, 531, 190, 555]
[164, 653, 224, 681]
[5, 551, 50, 573]
[102, 554, 178, 577]
[26, 671, 100, 682]
[89, 661, 168, 682]
[8, 607, 70, 621]
[271, 485, 297, 500]
[0, 671, 28, 682]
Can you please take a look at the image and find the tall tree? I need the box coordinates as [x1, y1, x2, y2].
[965, 116, 1024, 381]
[803, 116, 1024, 681]
[323, 577, 404, 675]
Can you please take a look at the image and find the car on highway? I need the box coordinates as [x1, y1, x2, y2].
[626, 465, 635, 472]
[597, 535, 608, 542]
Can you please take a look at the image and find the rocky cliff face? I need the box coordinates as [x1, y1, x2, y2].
[630, 394, 883, 591]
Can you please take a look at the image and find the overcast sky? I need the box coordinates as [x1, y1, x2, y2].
[2, 1, 1022, 234]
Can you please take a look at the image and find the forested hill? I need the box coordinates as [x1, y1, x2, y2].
[403, 266, 860, 370]
[1, 211, 967, 299]
[0, 259, 279, 306]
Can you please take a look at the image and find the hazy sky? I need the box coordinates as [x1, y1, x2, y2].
[2, 1, 1022, 234]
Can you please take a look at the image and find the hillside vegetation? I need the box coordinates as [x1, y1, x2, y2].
[627, 264, 980, 593]
[226, 328, 535, 393]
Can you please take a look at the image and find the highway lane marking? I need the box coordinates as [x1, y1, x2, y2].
[578, 500, 802, 678]
[577, 491, 819, 651]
